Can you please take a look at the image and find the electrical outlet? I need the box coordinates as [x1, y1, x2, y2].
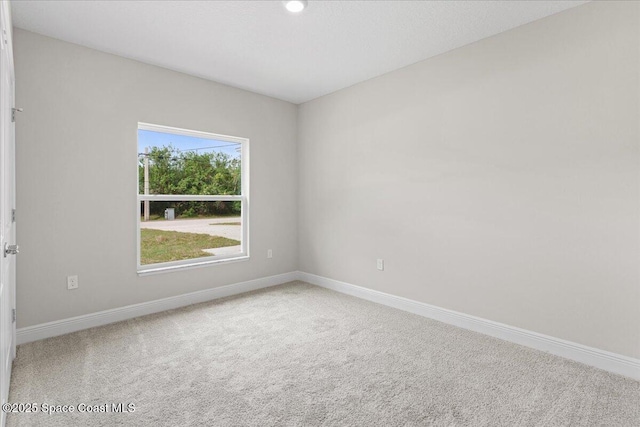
[377, 259, 384, 271]
[67, 275, 79, 290]
[267, 249, 273, 259]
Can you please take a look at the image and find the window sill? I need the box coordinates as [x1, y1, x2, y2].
[137, 255, 250, 276]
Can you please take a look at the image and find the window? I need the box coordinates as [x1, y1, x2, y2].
[137, 123, 249, 273]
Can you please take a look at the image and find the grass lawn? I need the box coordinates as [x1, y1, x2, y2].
[141, 229, 240, 265]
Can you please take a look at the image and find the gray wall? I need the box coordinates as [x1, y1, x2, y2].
[14, 29, 298, 328]
[298, 1, 640, 358]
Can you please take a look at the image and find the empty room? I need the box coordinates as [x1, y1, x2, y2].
[0, 0, 638, 425]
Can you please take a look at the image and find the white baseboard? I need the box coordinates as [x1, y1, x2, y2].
[17, 270, 640, 381]
[298, 271, 640, 381]
[16, 271, 299, 345]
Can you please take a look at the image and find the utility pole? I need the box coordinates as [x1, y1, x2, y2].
[144, 147, 150, 221]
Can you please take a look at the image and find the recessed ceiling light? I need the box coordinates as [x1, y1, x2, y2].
[283, 0, 307, 13]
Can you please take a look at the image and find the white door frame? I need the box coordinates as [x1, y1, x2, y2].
[0, 1, 17, 426]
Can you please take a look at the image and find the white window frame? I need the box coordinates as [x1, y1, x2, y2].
[136, 122, 249, 274]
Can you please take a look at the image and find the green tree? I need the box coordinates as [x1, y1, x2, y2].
[139, 145, 241, 217]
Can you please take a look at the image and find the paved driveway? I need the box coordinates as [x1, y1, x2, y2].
[140, 217, 241, 241]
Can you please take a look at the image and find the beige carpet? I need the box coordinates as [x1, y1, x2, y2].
[8, 281, 640, 426]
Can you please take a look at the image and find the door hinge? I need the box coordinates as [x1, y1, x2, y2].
[12, 309, 15, 323]
[11, 108, 23, 123]
[11, 209, 15, 223]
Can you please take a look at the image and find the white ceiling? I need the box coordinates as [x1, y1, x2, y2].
[11, 1, 587, 104]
